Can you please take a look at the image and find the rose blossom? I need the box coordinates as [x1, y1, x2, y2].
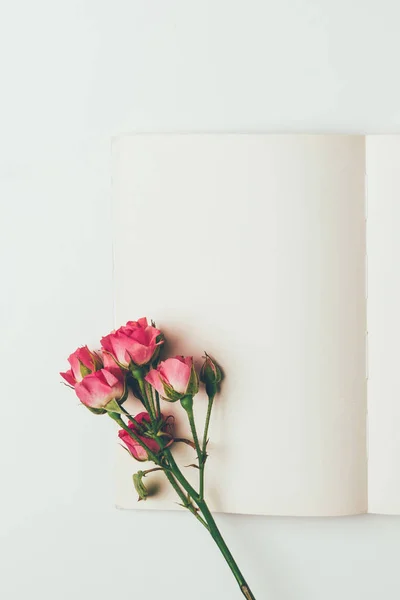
[61, 347, 125, 410]
[75, 368, 125, 410]
[101, 317, 163, 368]
[118, 412, 163, 461]
[145, 356, 198, 402]
[60, 346, 102, 386]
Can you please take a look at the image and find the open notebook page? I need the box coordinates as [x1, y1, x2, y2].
[367, 135, 400, 514]
[112, 134, 367, 516]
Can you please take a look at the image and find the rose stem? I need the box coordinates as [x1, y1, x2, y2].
[181, 399, 202, 467]
[144, 381, 158, 422]
[137, 378, 157, 422]
[154, 389, 161, 418]
[163, 469, 209, 529]
[199, 392, 215, 499]
[196, 498, 256, 600]
[112, 413, 256, 598]
[133, 378, 152, 419]
[163, 448, 256, 599]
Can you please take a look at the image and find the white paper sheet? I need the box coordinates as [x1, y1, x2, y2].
[367, 135, 400, 514]
[112, 134, 367, 516]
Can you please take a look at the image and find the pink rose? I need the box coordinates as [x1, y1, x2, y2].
[60, 346, 102, 386]
[101, 318, 163, 368]
[75, 368, 125, 410]
[118, 412, 162, 461]
[145, 356, 199, 402]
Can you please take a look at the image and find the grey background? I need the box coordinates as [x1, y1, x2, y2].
[0, 1, 399, 598]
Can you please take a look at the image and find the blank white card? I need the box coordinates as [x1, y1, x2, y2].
[112, 134, 368, 517]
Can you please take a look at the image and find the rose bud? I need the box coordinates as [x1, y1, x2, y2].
[200, 353, 222, 397]
[145, 356, 199, 402]
[101, 317, 163, 370]
[60, 346, 103, 386]
[118, 412, 163, 461]
[132, 471, 149, 502]
[75, 368, 125, 412]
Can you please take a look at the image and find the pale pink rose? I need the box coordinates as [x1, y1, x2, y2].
[118, 412, 162, 461]
[145, 356, 198, 402]
[75, 368, 125, 409]
[60, 346, 102, 386]
[101, 318, 163, 368]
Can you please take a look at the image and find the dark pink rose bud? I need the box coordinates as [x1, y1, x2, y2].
[61, 346, 126, 413]
[101, 318, 163, 369]
[118, 412, 167, 461]
[145, 356, 199, 402]
[60, 346, 102, 386]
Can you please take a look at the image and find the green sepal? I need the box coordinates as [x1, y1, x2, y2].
[161, 380, 181, 402]
[151, 340, 163, 366]
[118, 381, 129, 405]
[92, 351, 104, 371]
[104, 398, 125, 414]
[186, 363, 199, 396]
[102, 351, 129, 372]
[85, 405, 107, 415]
[79, 361, 92, 378]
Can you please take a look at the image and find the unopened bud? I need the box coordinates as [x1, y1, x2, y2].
[132, 471, 149, 502]
[200, 353, 222, 397]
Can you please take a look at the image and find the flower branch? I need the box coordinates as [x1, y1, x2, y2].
[61, 317, 256, 600]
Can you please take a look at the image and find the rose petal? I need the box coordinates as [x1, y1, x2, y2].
[75, 369, 123, 409]
[145, 369, 166, 397]
[118, 428, 160, 461]
[60, 370, 76, 386]
[159, 357, 191, 394]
